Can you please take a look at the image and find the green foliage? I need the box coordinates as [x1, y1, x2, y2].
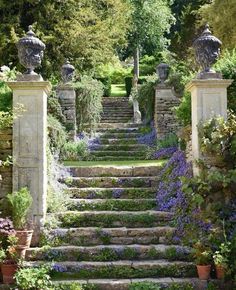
[138, 74, 157, 122]
[157, 133, 179, 149]
[7, 187, 32, 229]
[0, 81, 12, 111]
[215, 49, 236, 113]
[61, 140, 89, 161]
[96, 77, 111, 97]
[0, 0, 130, 78]
[213, 241, 231, 267]
[74, 76, 103, 133]
[129, 282, 161, 290]
[200, 0, 236, 51]
[192, 241, 212, 265]
[139, 55, 158, 76]
[174, 92, 191, 126]
[0, 235, 18, 263]
[125, 76, 133, 97]
[47, 114, 68, 155]
[47, 93, 66, 125]
[15, 266, 52, 290]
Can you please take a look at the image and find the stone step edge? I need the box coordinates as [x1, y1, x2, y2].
[66, 187, 157, 190]
[57, 210, 171, 216]
[69, 198, 156, 202]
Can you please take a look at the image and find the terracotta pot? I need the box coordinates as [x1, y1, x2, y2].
[215, 264, 226, 279]
[16, 229, 33, 248]
[15, 245, 27, 259]
[1, 261, 18, 284]
[197, 264, 211, 280]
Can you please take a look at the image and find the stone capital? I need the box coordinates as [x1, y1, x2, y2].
[7, 81, 51, 95]
[186, 79, 233, 92]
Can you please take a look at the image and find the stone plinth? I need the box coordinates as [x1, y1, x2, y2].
[7, 81, 51, 242]
[186, 79, 232, 175]
[154, 86, 180, 139]
[56, 84, 76, 140]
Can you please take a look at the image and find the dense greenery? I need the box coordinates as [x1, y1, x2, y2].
[74, 76, 103, 133]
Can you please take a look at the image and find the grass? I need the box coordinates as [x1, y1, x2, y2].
[64, 160, 166, 167]
[111, 84, 126, 97]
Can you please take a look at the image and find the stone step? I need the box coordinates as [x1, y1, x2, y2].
[56, 210, 173, 228]
[27, 244, 191, 262]
[96, 128, 142, 133]
[88, 156, 150, 161]
[101, 114, 133, 118]
[91, 145, 146, 152]
[42, 227, 176, 247]
[25, 260, 196, 280]
[101, 132, 141, 139]
[101, 119, 132, 123]
[68, 198, 156, 211]
[51, 278, 218, 290]
[100, 138, 138, 145]
[97, 123, 142, 129]
[90, 151, 146, 158]
[66, 187, 156, 199]
[64, 176, 158, 188]
[68, 166, 162, 177]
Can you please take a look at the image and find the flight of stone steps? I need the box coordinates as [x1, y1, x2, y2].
[25, 165, 199, 289]
[101, 98, 133, 123]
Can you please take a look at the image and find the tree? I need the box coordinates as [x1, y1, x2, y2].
[0, 0, 130, 78]
[169, 0, 210, 59]
[200, 0, 236, 50]
[125, 0, 174, 78]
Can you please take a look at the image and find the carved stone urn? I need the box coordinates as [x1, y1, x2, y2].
[157, 63, 170, 84]
[61, 60, 75, 83]
[17, 25, 45, 75]
[193, 24, 222, 79]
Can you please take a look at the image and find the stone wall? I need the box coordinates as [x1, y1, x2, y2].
[0, 128, 12, 199]
[154, 87, 180, 139]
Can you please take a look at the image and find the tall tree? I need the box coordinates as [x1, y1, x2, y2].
[0, 0, 130, 78]
[126, 0, 174, 78]
[200, 0, 236, 50]
[169, 0, 210, 59]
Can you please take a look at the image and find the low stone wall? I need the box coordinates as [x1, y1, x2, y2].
[154, 87, 180, 139]
[0, 128, 12, 198]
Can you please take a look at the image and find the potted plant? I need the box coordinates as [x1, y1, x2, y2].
[193, 241, 212, 280]
[213, 241, 231, 279]
[7, 187, 33, 249]
[0, 218, 19, 284]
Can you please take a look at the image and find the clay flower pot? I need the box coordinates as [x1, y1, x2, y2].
[16, 229, 33, 248]
[215, 264, 226, 279]
[197, 264, 211, 280]
[1, 261, 18, 284]
[15, 245, 28, 259]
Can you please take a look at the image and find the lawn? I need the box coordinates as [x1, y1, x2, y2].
[111, 84, 126, 97]
[64, 159, 166, 167]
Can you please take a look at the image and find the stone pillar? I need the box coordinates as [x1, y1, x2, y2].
[133, 99, 142, 124]
[154, 85, 180, 139]
[57, 84, 77, 140]
[7, 81, 51, 239]
[186, 79, 232, 175]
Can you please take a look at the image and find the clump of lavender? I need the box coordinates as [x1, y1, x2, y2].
[0, 218, 15, 236]
[152, 147, 178, 159]
[112, 189, 123, 199]
[137, 123, 157, 147]
[88, 136, 101, 151]
[156, 150, 211, 242]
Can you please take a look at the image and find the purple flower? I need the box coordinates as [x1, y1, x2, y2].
[152, 147, 178, 159]
[137, 123, 157, 147]
[52, 263, 67, 272]
[112, 189, 123, 199]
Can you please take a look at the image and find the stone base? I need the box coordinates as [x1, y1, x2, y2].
[197, 71, 222, 80]
[16, 74, 43, 82]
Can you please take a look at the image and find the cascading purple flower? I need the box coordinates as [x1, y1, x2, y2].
[137, 123, 157, 147]
[152, 147, 178, 160]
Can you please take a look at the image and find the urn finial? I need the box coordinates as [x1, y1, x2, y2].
[17, 25, 45, 76]
[193, 24, 222, 79]
[61, 60, 75, 83]
[157, 63, 170, 84]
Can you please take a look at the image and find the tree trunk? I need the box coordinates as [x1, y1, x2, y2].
[133, 46, 139, 79]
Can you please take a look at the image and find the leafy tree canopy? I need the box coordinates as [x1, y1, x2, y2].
[200, 0, 236, 51]
[0, 0, 130, 78]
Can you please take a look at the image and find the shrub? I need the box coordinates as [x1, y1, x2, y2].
[15, 266, 52, 290]
[175, 92, 191, 126]
[74, 76, 103, 133]
[47, 114, 68, 155]
[125, 76, 133, 97]
[61, 140, 89, 161]
[138, 74, 158, 123]
[0, 81, 12, 111]
[47, 93, 66, 124]
[139, 55, 158, 76]
[215, 49, 236, 113]
[96, 77, 111, 97]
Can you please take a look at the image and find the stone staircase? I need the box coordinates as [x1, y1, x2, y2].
[26, 164, 198, 289]
[101, 98, 133, 123]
